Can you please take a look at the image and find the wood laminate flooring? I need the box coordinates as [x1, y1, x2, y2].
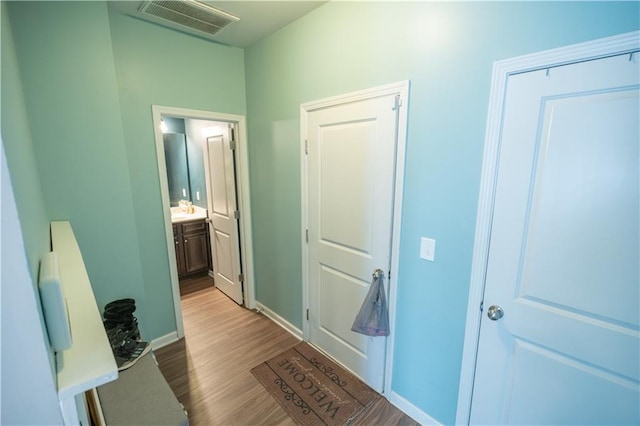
[155, 275, 419, 426]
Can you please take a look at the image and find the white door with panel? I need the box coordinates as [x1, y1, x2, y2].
[306, 93, 401, 391]
[471, 52, 639, 423]
[205, 128, 243, 305]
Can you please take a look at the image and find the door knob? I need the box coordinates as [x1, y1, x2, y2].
[487, 305, 504, 321]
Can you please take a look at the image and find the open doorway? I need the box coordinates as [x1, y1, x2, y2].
[151, 106, 255, 338]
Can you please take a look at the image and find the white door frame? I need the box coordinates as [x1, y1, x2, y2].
[300, 80, 410, 395]
[455, 31, 640, 424]
[151, 105, 256, 338]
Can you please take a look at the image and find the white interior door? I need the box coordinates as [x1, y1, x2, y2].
[306, 93, 400, 391]
[470, 52, 639, 424]
[205, 128, 243, 305]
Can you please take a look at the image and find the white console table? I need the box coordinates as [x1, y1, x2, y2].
[51, 221, 118, 425]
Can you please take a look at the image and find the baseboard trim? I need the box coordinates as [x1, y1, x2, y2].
[255, 302, 303, 340]
[151, 331, 179, 350]
[388, 390, 442, 425]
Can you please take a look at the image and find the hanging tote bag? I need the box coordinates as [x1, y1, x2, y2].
[351, 269, 390, 336]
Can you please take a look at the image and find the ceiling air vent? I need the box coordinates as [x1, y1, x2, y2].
[138, 0, 239, 38]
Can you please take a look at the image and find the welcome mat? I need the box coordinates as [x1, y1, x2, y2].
[251, 342, 377, 425]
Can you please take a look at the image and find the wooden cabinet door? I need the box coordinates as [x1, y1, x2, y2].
[183, 232, 209, 275]
[173, 220, 210, 278]
[173, 224, 186, 276]
[182, 220, 209, 275]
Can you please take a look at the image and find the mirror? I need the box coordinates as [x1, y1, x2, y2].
[163, 133, 191, 206]
[161, 116, 207, 208]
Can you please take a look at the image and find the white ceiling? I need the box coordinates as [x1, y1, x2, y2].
[110, 1, 327, 48]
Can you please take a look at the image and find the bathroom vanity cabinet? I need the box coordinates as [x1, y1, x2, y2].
[173, 219, 211, 277]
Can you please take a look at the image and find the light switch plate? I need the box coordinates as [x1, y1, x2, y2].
[420, 237, 436, 261]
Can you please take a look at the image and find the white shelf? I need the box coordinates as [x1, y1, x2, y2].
[51, 221, 117, 402]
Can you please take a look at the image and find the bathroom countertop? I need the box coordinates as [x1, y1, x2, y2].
[170, 206, 208, 224]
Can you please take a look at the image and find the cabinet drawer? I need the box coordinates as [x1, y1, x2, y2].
[181, 220, 207, 235]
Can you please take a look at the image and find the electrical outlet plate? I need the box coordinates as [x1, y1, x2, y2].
[420, 237, 436, 261]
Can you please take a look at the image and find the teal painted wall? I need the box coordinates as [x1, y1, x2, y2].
[244, 2, 640, 423]
[6, 2, 246, 340]
[7, 0, 148, 334]
[163, 117, 186, 134]
[1, 0, 57, 385]
[1, 2, 50, 285]
[107, 7, 246, 338]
